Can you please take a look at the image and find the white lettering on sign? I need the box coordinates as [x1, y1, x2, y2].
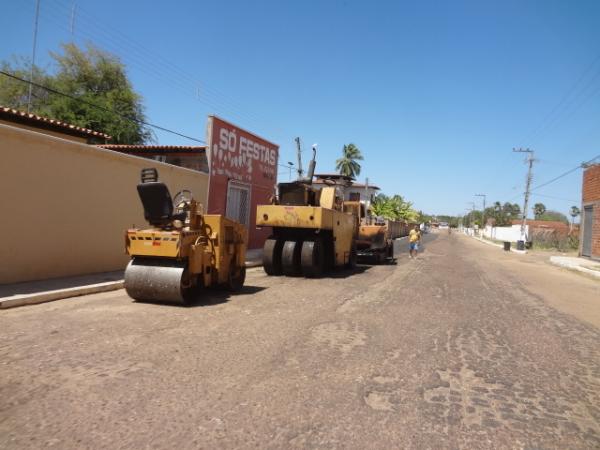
[212, 125, 277, 183]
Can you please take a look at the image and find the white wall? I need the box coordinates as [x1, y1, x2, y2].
[483, 225, 529, 242]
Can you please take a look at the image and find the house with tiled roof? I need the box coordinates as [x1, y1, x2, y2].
[0, 106, 111, 144]
[98, 144, 209, 173]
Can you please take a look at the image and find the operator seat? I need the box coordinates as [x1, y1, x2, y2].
[136, 168, 186, 227]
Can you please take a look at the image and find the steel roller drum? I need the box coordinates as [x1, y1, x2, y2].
[124, 258, 190, 304]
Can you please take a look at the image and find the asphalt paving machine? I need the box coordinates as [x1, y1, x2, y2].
[124, 168, 247, 304]
[343, 201, 395, 264]
[256, 141, 357, 277]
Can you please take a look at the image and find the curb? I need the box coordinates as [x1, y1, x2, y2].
[462, 234, 527, 254]
[0, 280, 124, 310]
[2, 259, 264, 310]
[245, 261, 262, 268]
[549, 257, 600, 279]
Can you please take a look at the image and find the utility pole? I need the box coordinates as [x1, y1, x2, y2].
[27, 0, 41, 112]
[513, 148, 535, 242]
[475, 193, 486, 234]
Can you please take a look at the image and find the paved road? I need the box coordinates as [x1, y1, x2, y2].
[1, 233, 599, 449]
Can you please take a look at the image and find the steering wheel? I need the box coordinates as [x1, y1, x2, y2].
[173, 190, 193, 212]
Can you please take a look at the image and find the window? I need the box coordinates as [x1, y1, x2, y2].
[226, 182, 251, 227]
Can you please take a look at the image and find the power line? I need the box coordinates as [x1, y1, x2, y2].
[530, 154, 600, 193]
[530, 193, 579, 203]
[26, 0, 292, 142]
[0, 70, 206, 144]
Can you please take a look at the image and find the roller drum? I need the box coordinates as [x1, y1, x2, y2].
[124, 258, 192, 304]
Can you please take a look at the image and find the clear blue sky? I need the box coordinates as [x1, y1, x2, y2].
[3, 0, 600, 218]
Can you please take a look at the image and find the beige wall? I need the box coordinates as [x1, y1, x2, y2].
[0, 124, 209, 284]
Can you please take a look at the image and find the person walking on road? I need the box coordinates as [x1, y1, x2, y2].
[408, 225, 421, 258]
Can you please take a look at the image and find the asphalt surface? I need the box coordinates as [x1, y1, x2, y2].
[1, 232, 599, 449]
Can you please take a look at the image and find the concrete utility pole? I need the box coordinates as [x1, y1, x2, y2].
[475, 193, 486, 231]
[513, 148, 535, 241]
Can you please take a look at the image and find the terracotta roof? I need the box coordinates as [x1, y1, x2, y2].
[511, 219, 570, 230]
[0, 106, 112, 140]
[98, 144, 207, 153]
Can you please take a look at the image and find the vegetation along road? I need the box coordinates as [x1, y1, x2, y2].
[1, 232, 599, 449]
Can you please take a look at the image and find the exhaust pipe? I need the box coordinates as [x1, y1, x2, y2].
[305, 144, 317, 183]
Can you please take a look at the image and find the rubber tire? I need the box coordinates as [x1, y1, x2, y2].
[346, 241, 358, 269]
[227, 265, 246, 292]
[282, 240, 303, 276]
[263, 237, 284, 276]
[301, 237, 325, 278]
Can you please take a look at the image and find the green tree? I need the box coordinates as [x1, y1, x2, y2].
[570, 206, 580, 220]
[0, 57, 53, 113]
[1, 43, 153, 144]
[533, 202, 546, 219]
[335, 143, 363, 178]
[537, 210, 569, 223]
[371, 193, 418, 222]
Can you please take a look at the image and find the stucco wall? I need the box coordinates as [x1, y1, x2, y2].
[0, 124, 209, 284]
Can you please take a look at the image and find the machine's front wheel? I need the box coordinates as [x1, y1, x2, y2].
[301, 237, 325, 277]
[227, 265, 246, 292]
[346, 241, 358, 269]
[263, 237, 284, 275]
[282, 240, 303, 276]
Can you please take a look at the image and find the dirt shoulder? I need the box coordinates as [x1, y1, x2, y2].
[459, 233, 600, 328]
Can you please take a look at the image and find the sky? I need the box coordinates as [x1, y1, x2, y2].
[2, 0, 600, 218]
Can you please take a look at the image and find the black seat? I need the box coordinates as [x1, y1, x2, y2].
[137, 182, 185, 227]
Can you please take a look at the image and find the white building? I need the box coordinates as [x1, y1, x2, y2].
[312, 174, 380, 208]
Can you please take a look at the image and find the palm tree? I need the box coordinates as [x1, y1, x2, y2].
[569, 206, 580, 233]
[335, 143, 363, 178]
[533, 203, 546, 219]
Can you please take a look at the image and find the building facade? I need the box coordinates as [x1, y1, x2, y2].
[206, 116, 279, 249]
[99, 145, 209, 173]
[312, 174, 380, 206]
[581, 163, 600, 260]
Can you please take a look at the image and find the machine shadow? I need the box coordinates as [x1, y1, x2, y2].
[135, 285, 267, 308]
[327, 265, 372, 279]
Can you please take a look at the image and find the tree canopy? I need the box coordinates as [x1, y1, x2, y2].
[533, 203, 547, 219]
[371, 193, 418, 222]
[0, 43, 153, 144]
[335, 143, 363, 178]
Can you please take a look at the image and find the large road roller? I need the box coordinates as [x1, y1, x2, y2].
[256, 145, 357, 277]
[124, 168, 247, 304]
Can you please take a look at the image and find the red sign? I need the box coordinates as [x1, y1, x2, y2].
[206, 116, 279, 249]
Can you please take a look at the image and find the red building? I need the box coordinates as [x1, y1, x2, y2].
[581, 163, 600, 260]
[99, 144, 208, 173]
[206, 116, 279, 249]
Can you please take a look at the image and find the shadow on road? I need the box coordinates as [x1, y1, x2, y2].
[132, 285, 267, 308]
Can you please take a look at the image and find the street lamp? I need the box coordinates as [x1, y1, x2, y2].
[287, 162, 294, 181]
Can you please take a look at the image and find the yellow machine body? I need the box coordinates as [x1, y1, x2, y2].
[343, 201, 395, 264]
[257, 186, 358, 276]
[124, 169, 247, 304]
[126, 214, 246, 288]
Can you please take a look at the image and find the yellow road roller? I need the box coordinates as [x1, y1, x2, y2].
[256, 145, 357, 277]
[125, 168, 247, 304]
